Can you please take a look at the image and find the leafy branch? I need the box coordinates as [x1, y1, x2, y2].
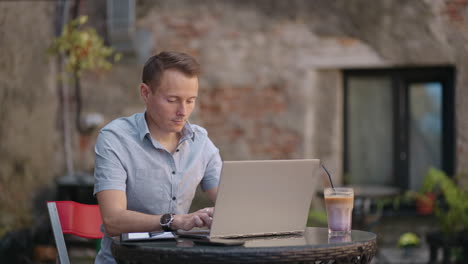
[49, 16, 121, 134]
[422, 168, 468, 235]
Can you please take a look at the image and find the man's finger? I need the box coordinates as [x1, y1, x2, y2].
[199, 213, 212, 227]
[206, 207, 214, 217]
[193, 215, 203, 227]
[199, 207, 214, 217]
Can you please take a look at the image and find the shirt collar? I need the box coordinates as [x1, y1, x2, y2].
[137, 112, 195, 142]
[180, 120, 196, 142]
[137, 112, 151, 142]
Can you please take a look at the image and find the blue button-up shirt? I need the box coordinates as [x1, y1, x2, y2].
[93, 112, 222, 263]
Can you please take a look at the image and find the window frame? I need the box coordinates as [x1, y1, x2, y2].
[343, 67, 455, 190]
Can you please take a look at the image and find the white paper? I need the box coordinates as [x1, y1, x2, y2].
[151, 232, 175, 239]
[126, 232, 175, 240]
[127, 232, 151, 239]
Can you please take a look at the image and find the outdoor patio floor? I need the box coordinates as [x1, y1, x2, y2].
[371, 214, 442, 264]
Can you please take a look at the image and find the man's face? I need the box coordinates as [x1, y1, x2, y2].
[142, 69, 199, 135]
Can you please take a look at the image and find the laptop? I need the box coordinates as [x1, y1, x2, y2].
[177, 159, 320, 239]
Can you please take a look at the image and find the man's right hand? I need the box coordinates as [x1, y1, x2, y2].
[171, 207, 214, 231]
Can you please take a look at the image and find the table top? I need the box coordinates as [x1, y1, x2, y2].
[111, 227, 377, 264]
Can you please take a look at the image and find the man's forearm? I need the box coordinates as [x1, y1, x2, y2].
[97, 190, 214, 236]
[205, 187, 218, 203]
[102, 209, 162, 237]
[103, 208, 215, 236]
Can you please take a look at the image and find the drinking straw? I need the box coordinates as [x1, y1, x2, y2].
[321, 163, 335, 191]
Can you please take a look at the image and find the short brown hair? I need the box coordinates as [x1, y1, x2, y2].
[142, 51, 200, 90]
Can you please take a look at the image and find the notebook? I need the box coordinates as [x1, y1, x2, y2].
[177, 159, 320, 239]
[121, 231, 175, 242]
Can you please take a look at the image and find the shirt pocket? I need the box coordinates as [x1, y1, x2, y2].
[131, 168, 169, 213]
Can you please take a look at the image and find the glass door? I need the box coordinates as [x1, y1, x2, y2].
[344, 67, 455, 190]
[408, 82, 443, 190]
[345, 76, 394, 185]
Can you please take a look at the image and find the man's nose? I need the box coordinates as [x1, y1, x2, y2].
[177, 102, 187, 116]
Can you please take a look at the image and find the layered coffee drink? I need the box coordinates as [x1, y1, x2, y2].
[324, 187, 354, 235]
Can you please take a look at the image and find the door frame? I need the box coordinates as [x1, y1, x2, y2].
[343, 66, 455, 190]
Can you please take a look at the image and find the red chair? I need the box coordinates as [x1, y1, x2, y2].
[47, 201, 103, 264]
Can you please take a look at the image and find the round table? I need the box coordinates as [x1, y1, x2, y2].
[111, 227, 377, 264]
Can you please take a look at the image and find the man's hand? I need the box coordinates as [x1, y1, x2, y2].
[171, 207, 214, 231]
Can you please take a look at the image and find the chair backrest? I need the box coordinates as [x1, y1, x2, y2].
[47, 201, 103, 264]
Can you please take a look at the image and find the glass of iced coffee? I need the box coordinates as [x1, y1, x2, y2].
[324, 187, 354, 235]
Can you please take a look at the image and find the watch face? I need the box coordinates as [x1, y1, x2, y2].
[161, 214, 172, 225]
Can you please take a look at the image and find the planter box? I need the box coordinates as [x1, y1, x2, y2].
[426, 231, 468, 264]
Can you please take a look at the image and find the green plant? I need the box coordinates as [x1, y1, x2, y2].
[391, 190, 430, 212]
[49, 16, 120, 78]
[398, 232, 421, 248]
[422, 168, 468, 236]
[48, 16, 120, 134]
[307, 209, 327, 227]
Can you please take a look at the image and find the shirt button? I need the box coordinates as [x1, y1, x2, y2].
[172, 197, 176, 201]
[172, 171, 175, 174]
[176, 149, 180, 152]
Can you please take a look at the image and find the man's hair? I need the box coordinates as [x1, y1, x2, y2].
[142, 51, 200, 90]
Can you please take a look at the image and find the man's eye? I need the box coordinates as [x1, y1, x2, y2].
[167, 98, 177, 103]
[187, 99, 195, 104]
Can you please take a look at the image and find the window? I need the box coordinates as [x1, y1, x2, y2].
[106, 0, 135, 52]
[344, 67, 455, 190]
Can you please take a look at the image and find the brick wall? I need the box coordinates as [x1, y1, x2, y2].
[440, 0, 468, 175]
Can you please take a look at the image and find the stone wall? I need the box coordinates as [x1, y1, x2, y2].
[0, 2, 59, 235]
[439, 0, 468, 176]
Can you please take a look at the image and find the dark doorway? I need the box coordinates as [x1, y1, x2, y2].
[343, 67, 455, 191]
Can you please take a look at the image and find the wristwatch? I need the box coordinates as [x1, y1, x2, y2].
[160, 213, 175, 231]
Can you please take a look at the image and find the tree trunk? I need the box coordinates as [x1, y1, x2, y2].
[58, 55, 74, 176]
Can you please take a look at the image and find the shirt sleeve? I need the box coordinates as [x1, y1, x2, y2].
[93, 130, 127, 195]
[200, 139, 222, 191]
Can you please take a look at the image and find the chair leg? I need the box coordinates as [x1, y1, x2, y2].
[47, 202, 71, 264]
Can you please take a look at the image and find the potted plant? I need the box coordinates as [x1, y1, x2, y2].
[398, 232, 421, 257]
[421, 168, 468, 263]
[414, 192, 436, 215]
[391, 189, 435, 216]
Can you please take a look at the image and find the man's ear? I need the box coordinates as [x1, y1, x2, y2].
[140, 83, 151, 103]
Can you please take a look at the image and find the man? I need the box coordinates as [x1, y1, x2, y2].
[93, 51, 222, 263]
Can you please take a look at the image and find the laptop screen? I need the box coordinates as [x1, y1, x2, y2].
[210, 159, 320, 238]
